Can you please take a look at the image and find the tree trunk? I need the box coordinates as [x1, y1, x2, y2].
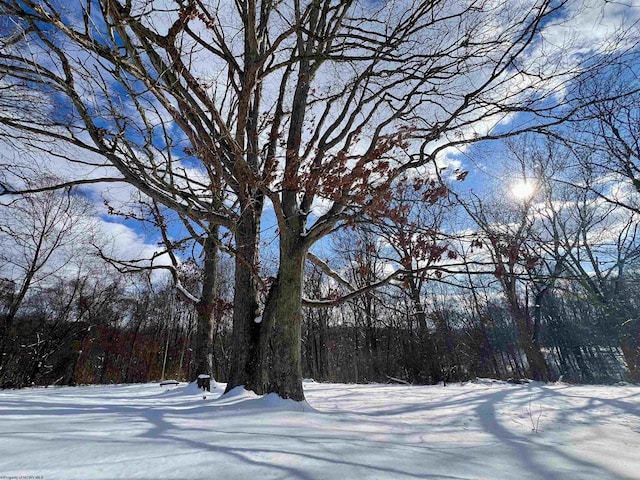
[317, 310, 329, 381]
[192, 227, 219, 384]
[620, 319, 640, 382]
[225, 203, 266, 394]
[409, 283, 442, 384]
[504, 285, 552, 381]
[261, 238, 306, 401]
[512, 308, 551, 381]
[227, 231, 306, 401]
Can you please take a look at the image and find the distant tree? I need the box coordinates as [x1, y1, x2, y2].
[465, 133, 640, 381]
[99, 194, 223, 383]
[464, 188, 555, 381]
[0, 178, 95, 366]
[515, 133, 640, 380]
[551, 182, 640, 380]
[301, 264, 331, 382]
[568, 62, 640, 211]
[358, 183, 455, 383]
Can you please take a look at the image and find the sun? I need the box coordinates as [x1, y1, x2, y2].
[510, 180, 537, 200]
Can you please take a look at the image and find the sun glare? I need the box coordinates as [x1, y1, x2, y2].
[510, 181, 536, 200]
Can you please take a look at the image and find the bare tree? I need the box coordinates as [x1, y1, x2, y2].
[0, 179, 95, 329]
[543, 173, 640, 380]
[101, 195, 223, 383]
[462, 132, 640, 381]
[574, 63, 640, 203]
[469, 199, 554, 380]
[357, 183, 454, 383]
[0, 177, 96, 382]
[510, 132, 640, 380]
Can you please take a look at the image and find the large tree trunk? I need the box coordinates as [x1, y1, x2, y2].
[226, 226, 305, 399]
[225, 203, 267, 394]
[261, 237, 306, 401]
[191, 226, 219, 384]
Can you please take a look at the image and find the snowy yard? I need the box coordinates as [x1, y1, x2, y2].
[0, 380, 639, 480]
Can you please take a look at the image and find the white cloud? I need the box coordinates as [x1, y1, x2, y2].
[98, 219, 173, 284]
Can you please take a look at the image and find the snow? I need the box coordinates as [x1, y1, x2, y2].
[1, 381, 639, 479]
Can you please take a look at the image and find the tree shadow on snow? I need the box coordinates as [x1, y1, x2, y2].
[1, 382, 638, 479]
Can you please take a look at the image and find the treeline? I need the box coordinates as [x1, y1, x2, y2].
[0, 273, 229, 388]
[1, 244, 637, 388]
[301, 275, 636, 385]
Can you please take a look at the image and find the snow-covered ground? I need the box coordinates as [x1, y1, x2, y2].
[1, 380, 638, 479]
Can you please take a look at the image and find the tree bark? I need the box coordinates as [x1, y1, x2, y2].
[261, 237, 306, 401]
[225, 202, 266, 394]
[192, 226, 219, 384]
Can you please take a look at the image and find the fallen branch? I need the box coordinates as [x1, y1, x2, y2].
[386, 375, 412, 386]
